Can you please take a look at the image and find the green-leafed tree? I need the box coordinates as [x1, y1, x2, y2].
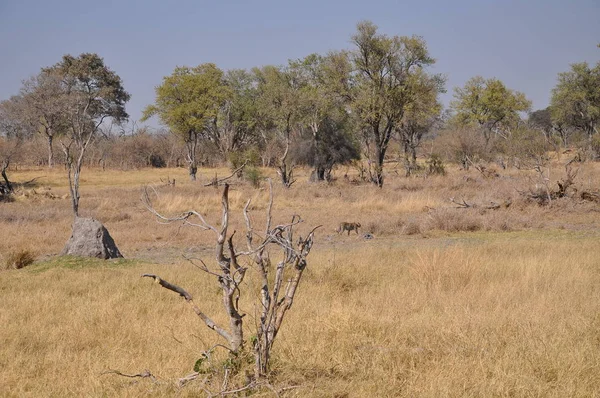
[207, 69, 259, 159]
[528, 107, 573, 147]
[528, 108, 553, 140]
[253, 64, 304, 187]
[350, 21, 438, 187]
[396, 69, 446, 175]
[289, 52, 359, 181]
[46, 53, 130, 217]
[142, 63, 230, 180]
[550, 61, 600, 148]
[451, 76, 531, 147]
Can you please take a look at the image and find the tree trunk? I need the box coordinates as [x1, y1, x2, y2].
[189, 163, 197, 181]
[311, 166, 326, 182]
[69, 160, 82, 217]
[277, 139, 294, 187]
[373, 146, 385, 187]
[47, 135, 54, 168]
[186, 132, 198, 181]
[1, 159, 13, 193]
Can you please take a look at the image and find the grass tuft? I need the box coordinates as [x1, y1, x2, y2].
[4, 249, 36, 270]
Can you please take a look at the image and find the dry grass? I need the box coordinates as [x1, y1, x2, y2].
[4, 249, 36, 270]
[1, 162, 600, 396]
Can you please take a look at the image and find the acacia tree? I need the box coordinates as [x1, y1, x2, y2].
[550, 61, 600, 148]
[350, 21, 438, 187]
[142, 64, 230, 180]
[451, 76, 531, 147]
[44, 53, 130, 216]
[396, 69, 445, 175]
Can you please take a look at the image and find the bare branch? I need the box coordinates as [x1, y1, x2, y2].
[449, 197, 473, 208]
[203, 160, 247, 187]
[183, 255, 224, 279]
[141, 186, 217, 233]
[216, 184, 230, 266]
[101, 369, 157, 382]
[141, 274, 232, 343]
[266, 178, 274, 233]
[142, 273, 192, 300]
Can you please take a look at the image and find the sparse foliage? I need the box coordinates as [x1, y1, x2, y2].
[350, 21, 439, 186]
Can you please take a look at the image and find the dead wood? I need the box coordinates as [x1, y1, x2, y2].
[520, 164, 579, 205]
[141, 274, 232, 344]
[450, 197, 512, 210]
[581, 191, 600, 203]
[142, 179, 319, 382]
[101, 369, 157, 382]
[203, 160, 247, 187]
[159, 176, 175, 187]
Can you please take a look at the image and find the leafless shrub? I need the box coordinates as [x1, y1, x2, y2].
[140, 181, 319, 389]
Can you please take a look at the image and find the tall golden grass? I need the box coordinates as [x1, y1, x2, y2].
[1, 163, 599, 396]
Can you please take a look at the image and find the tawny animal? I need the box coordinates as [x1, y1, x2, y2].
[337, 222, 361, 235]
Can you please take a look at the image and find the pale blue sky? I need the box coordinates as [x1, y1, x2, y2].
[1, 0, 598, 126]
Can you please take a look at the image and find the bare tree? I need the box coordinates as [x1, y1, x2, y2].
[142, 181, 319, 386]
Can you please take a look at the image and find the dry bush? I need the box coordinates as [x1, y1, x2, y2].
[425, 208, 483, 232]
[403, 218, 422, 235]
[4, 249, 35, 270]
[364, 215, 405, 236]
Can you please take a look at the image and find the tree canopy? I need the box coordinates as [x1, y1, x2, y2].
[350, 20, 439, 186]
[550, 61, 600, 144]
[46, 53, 130, 215]
[142, 63, 229, 179]
[451, 76, 531, 145]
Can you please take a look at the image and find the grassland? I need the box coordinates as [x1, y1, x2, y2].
[1, 163, 600, 397]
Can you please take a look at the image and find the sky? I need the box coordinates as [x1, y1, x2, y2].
[1, 0, 599, 128]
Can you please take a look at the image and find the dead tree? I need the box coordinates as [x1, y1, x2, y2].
[241, 181, 317, 377]
[142, 181, 318, 383]
[520, 163, 579, 205]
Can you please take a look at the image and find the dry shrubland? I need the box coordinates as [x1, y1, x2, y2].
[1, 161, 600, 397]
